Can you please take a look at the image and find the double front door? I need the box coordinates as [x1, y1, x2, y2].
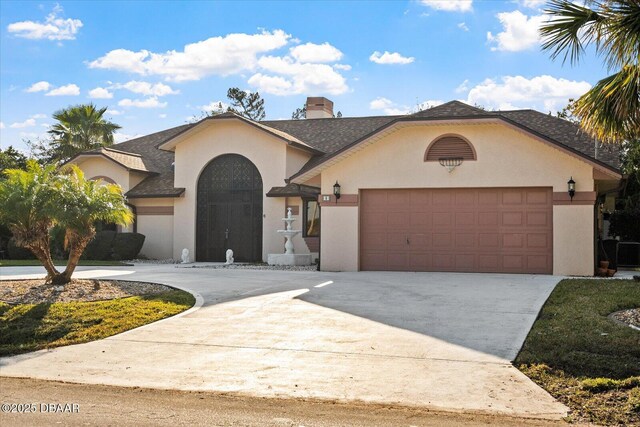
[196, 154, 263, 262]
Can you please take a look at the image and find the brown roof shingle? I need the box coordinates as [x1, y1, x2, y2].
[76, 101, 620, 198]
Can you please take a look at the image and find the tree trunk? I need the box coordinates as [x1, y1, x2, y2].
[25, 236, 60, 282]
[54, 229, 94, 286]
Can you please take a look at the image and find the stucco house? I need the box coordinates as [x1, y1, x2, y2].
[69, 98, 622, 276]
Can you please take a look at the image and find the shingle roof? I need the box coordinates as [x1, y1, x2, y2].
[289, 101, 621, 180]
[75, 101, 621, 198]
[266, 183, 320, 198]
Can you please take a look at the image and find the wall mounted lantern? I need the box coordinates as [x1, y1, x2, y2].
[568, 177, 576, 201]
[333, 181, 341, 200]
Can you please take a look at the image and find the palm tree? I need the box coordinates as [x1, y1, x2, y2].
[52, 165, 133, 285]
[48, 104, 121, 162]
[0, 161, 61, 280]
[540, 0, 640, 144]
[0, 163, 132, 285]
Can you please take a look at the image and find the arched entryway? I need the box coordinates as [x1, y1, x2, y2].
[196, 154, 263, 262]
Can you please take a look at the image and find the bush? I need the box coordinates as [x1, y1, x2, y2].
[111, 233, 145, 260]
[83, 231, 117, 260]
[7, 238, 36, 260]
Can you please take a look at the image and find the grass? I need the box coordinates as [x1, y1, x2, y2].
[0, 259, 131, 267]
[516, 279, 640, 425]
[0, 290, 195, 357]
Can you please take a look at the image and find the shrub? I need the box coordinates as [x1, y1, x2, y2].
[7, 238, 36, 260]
[83, 231, 117, 260]
[111, 233, 145, 260]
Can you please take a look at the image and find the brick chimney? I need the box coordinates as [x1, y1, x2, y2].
[305, 97, 334, 119]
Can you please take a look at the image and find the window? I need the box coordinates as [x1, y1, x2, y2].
[303, 199, 320, 237]
[424, 134, 476, 161]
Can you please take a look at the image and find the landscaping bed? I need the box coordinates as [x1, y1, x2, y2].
[516, 279, 640, 426]
[0, 279, 195, 357]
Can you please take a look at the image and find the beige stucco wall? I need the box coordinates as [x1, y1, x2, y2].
[319, 123, 597, 275]
[553, 205, 594, 275]
[172, 120, 311, 261]
[76, 157, 131, 191]
[286, 146, 313, 178]
[136, 215, 174, 260]
[320, 207, 359, 271]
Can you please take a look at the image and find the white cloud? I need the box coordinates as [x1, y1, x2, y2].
[89, 30, 291, 82]
[420, 0, 473, 12]
[118, 97, 167, 108]
[10, 118, 37, 128]
[289, 42, 343, 63]
[31, 113, 47, 119]
[487, 11, 546, 52]
[45, 84, 80, 96]
[26, 81, 51, 92]
[369, 51, 414, 65]
[465, 75, 591, 112]
[334, 64, 352, 71]
[105, 109, 123, 116]
[0, 122, 5, 129]
[455, 79, 470, 93]
[458, 22, 469, 32]
[249, 55, 348, 96]
[517, 0, 546, 9]
[88, 87, 113, 99]
[369, 97, 442, 115]
[159, 114, 167, 119]
[111, 81, 179, 96]
[7, 4, 83, 41]
[199, 101, 229, 112]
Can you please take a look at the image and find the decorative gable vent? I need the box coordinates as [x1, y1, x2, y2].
[424, 135, 476, 161]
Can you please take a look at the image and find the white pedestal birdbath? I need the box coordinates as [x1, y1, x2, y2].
[267, 207, 312, 266]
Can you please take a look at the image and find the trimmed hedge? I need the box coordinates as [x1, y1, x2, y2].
[83, 231, 117, 260]
[112, 233, 145, 260]
[7, 238, 36, 260]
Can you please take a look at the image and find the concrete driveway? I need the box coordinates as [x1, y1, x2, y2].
[0, 265, 567, 418]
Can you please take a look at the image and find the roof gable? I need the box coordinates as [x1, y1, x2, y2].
[157, 112, 322, 154]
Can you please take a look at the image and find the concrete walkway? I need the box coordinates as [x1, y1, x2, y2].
[0, 265, 568, 419]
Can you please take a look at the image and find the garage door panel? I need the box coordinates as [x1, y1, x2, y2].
[361, 188, 553, 273]
[455, 212, 475, 227]
[526, 211, 549, 226]
[433, 212, 452, 226]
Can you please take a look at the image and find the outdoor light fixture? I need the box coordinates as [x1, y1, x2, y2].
[333, 181, 341, 200]
[568, 177, 576, 201]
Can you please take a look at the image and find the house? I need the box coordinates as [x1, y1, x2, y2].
[68, 98, 622, 276]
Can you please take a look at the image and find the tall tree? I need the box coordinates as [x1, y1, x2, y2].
[226, 88, 266, 121]
[540, 0, 640, 144]
[47, 104, 121, 162]
[291, 105, 306, 120]
[0, 146, 28, 173]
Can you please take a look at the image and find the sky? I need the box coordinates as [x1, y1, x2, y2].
[0, 0, 607, 153]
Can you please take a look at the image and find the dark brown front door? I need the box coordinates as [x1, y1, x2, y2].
[196, 154, 263, 262]
[360, 188, 553, 273]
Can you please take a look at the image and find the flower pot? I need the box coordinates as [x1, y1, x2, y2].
[597, 268, 608, 277]
[599, 260, 610, 269]
[606, 269, 616, 277]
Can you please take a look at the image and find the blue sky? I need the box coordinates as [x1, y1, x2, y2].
[1, 0, 605, 152]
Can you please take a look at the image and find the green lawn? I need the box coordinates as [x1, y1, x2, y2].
[0, 290, 195, 356]
[516, 279, 640, 425]
[0, 259, 132, 267]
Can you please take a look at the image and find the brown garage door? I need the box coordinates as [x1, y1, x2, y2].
[360, 188, 553, 274]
